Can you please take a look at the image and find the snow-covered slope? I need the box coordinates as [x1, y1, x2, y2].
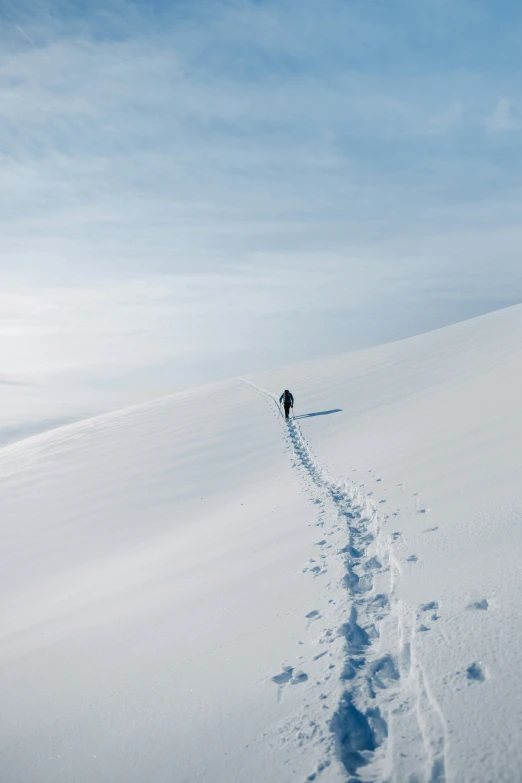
[3, 305, 522, 782]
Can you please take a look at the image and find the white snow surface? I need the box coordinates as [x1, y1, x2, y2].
[3, 305, 522, 782]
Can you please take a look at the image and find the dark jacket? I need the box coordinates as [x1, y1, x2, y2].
[279, 390, 294, 407]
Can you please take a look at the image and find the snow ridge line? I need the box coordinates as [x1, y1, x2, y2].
[240, 379, 399, 779]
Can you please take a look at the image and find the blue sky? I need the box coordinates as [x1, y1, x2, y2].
[1, 0, 522, 430]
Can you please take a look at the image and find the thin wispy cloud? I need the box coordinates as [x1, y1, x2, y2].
[486, 98, 521, 132]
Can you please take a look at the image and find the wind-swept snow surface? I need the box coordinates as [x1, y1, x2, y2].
[3, 305, 522, 782]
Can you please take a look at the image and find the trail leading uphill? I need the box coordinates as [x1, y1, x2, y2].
[3, 305, 522, 782]
[244, 379, 447, 782]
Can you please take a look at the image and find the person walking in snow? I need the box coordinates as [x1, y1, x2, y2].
[279, 389, 294, 419]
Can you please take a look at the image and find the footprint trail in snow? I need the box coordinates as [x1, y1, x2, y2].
[242, 380, 448, 782]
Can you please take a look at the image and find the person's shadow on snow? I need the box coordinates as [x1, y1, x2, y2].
[294, 409, 342, 420]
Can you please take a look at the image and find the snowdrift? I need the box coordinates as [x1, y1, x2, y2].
[3, 305, 522, 782]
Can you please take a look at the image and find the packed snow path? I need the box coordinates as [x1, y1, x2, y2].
[243, 379, 448, 782]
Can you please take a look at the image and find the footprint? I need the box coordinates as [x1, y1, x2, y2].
[392, 532, 402, 542]
[330, 694, 387, 775]
[291, 669, 308, 684]
[272, 665, 293, 685]
[339, 544, 362, 558]
[466, 662, 486, 682]
[467, 599, 489, 611]
[371, 594, 390, 612]
[303, 561, 322, 574]
[341, 657, 365, 681]
[306, 610, 321, 620]
[420, 601, 439, 612]
[313, 651, 328, 661]
[370, 654, 400, 688]
[407, 555, 418, 563]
